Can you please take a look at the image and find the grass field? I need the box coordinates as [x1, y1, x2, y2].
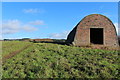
[2, 41, 119, 78]
[2, 41, 32, 57]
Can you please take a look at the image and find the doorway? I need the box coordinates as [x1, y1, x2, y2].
[90, 28, 103, 44]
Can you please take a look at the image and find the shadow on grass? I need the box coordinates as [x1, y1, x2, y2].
[32, 41, 69, 45]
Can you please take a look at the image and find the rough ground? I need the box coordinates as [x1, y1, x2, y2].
[2, 44, 31, 62]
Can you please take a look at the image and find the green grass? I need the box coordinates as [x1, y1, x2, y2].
[2, 41, 32, 57]
[2, 42, 119, 78]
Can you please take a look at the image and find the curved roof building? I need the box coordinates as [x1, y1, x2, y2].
[66, 14, 119, 47]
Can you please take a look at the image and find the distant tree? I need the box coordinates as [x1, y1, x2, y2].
[4, 39, 9, 41]
[20, 38, 31, 41]
[22, 38, 30, 40]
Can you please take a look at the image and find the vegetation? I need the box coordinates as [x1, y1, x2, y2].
[2, 41, 119, 78]
[52, 39, 66, 43]
[2, 41, 32, 57]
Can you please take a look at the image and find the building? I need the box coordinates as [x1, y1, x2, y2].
[66, 14, 119, 47]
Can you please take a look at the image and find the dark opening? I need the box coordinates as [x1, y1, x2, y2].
[90, 28, 103, 44]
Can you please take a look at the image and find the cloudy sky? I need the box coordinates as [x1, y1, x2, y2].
[2, 2, 119, 39]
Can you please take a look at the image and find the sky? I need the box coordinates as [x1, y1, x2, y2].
[2, 0, 120, 2]
[2, 2, 119, 39]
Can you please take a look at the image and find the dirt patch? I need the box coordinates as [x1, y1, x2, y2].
[2, 44, 32, 63]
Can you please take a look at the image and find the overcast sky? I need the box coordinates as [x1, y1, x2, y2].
[2, 2, 119, 39]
